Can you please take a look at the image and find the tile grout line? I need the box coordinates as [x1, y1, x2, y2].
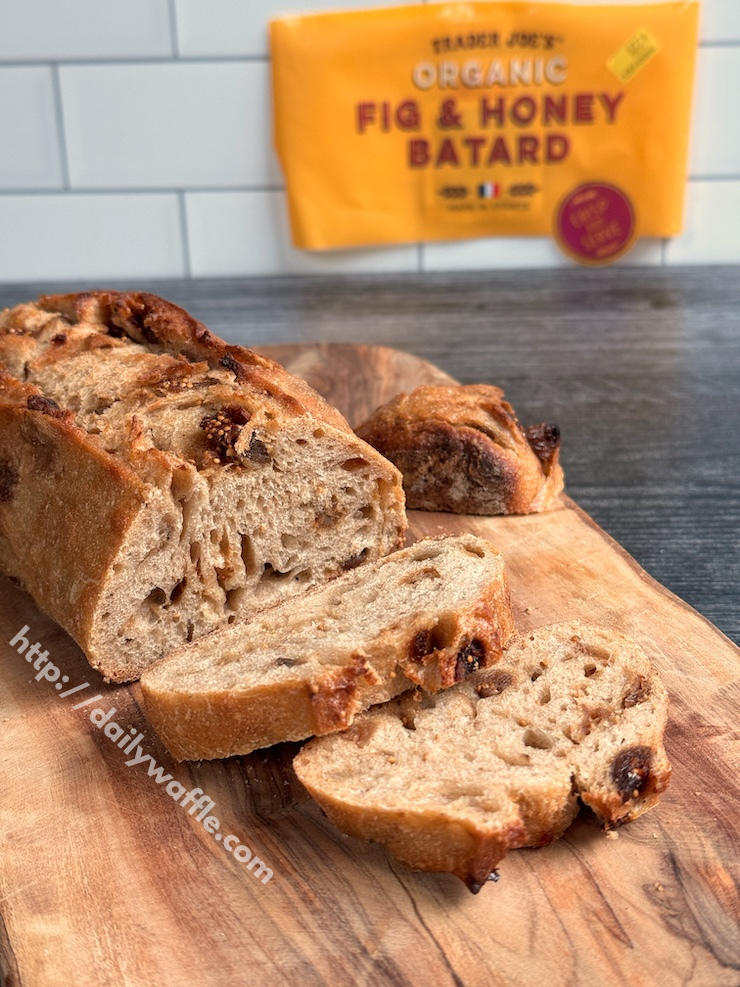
[50, 63, 71, 190]
[177, 191, 193, 278]
[0, 55, 268, 68]
[167, 0, 180, 58]
[0, 185, 287, 196]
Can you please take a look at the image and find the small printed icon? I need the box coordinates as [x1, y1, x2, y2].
[439, 185, 468, 199]
[477, 182, 500, 199]
[509, 183, 539, 197]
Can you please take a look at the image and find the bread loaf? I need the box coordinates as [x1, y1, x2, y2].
[140, 535, 515, 760]
[294, 622, 670, 892]
[0, 291, 406, 681]
[355, 383, 564, 514]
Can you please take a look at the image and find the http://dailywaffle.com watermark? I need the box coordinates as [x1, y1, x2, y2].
[9, 624, 272, 885]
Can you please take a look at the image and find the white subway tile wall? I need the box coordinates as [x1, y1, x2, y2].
[0, 194, 185, 281]
[0, 0, 736, 281]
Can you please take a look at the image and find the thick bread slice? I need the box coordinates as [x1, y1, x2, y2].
[356, 383, 564, 514]
[140, 535, 515, 760]
[0, 292, 406, 681]
[294, 622, 671, 892]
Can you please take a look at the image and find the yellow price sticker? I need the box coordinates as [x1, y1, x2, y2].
[607, 27, 661, 82]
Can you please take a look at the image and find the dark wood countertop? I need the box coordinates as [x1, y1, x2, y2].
[2, 266, 737, 645]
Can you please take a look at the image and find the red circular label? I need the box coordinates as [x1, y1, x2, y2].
[555, 183, 636, 265]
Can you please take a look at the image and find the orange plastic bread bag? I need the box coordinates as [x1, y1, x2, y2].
[271, 2, 700, 263]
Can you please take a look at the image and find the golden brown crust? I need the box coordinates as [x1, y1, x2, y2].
[0, 369, 147, 650]
[35, 291, 353, 429]
[356, 384, 564, 515]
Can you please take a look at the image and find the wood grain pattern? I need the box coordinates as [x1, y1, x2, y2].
[0, 343, 737, 987]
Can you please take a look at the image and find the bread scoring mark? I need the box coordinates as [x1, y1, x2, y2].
[0, 461, 19, 502]
[611, 745, 654, 801]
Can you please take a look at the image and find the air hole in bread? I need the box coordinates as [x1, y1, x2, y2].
[583, 643, 612, 661]
[296, 438, 308, 446]
[341, 457, 369, 472]
[190, 541, 201, 564]
[584, 663, 598, 677]
[170, 466, 195, 502]
[262, 562, 290, 581]
[146, 586, 167, 607]
[410, 545, 444, 563]
[186, 621, 195, 643]
[523, 727, 554, 750]
[312, 428, 326, 438]
[358, 505, 374, 520]
[537, 684, 551, 705]
[226, 587, 246, 612]
[240, 533, 255, 576]
[169, 576, 187, 604]
[281, 533, 301, 551]
[462, 541, 486, 559]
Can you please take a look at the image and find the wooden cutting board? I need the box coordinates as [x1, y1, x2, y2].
[0, 344, 737, 987]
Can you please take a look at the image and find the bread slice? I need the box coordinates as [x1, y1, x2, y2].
[0, 292, 406, 681]
[294, 622, 671, 892]
[140, 535, 515, 760]
[355, 383, 564, 514]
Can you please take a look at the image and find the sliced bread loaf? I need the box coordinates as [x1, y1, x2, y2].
[0, 291, 406, 681]
[355, 383, 564, 514]
[140, 535, 515, 760]
[294, 622, 671, 892]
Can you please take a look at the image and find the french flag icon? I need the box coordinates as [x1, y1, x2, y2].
[477, 182, 500, 199]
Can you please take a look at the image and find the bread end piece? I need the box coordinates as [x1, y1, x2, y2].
[356, 384, 564, 515]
